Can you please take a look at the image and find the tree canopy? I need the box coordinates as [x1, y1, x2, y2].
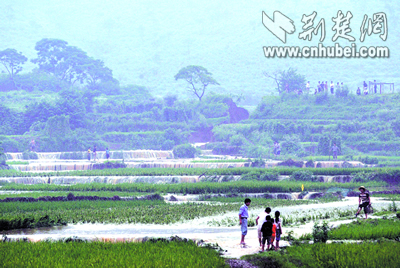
[174, 65, 219, 101]
[0, 48, 28, 80]
[264, 68, 306, 94]
[31, 38, 114, 87]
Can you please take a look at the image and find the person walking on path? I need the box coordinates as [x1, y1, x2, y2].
[274, 211, 283, 251]
[273, 142, 281, 158]
[30, 139, 36, 152]
[256, 207, 271, 247]
[93, 145, 97, 162]
[261, 215, 273, 252]
[331, 143, 339, 160]
[87, 148, 92, 161]
[239, 198, 251, 246]
[106, 148, 110, 160]
[355, 186, 371, 219]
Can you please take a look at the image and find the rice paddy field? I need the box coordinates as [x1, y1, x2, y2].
[1, 166, 400, 267]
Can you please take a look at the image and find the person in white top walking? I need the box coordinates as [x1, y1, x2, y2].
[255, 207, 271, 247]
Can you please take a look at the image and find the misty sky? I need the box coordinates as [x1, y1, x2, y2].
[1, 0, 398, 96]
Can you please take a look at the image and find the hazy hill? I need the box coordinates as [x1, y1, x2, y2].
[1, 0, 398, 103]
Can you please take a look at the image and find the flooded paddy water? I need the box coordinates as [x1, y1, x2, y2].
[2, 197, 397, 258]
[1, 154, 398, 260]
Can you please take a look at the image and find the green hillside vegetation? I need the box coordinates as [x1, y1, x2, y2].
[212, 91, 400, 160]
[2, 75, 400, 163]
[0, 37, 399, 162]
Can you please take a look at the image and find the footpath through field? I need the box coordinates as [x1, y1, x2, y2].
[4, 197, 397, 258]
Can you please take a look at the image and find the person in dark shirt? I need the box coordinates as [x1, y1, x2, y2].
[355, 186, 371, 219]
[261, 215, 273, 252]
[363, 81, 368, 95]
[356, 87, 361, 95]
[106, 148, 110, 160]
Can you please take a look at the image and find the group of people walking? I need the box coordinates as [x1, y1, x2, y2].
[238, 186, 372, 252]
[239, 199, 282, 252]
[87, 146, 111, 161]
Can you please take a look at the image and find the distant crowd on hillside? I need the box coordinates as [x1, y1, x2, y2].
[306, 81, 345, 95]
[356, 80, 379, 96]
[304, 80, 381, 96]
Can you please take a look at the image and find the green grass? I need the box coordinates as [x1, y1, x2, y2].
[191, 159, 249, 163]
[329, 219, 400, 240]
[0, 241, 228, 268]
[0, 199, 242, 229]
[0, 191, 145, 198]
[0, 180, 385, 194]
[5, 161, 29, 165]
[1, 167, 400, 180]
[372, 194, 400, 201]
[0, 167, 400, 178]
[243, 242, 400, 268]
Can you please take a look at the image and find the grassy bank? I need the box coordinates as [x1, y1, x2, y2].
[1, 167, 400, 177]
[329, 218, 400, 240]
[0, 180, 384, 194]
[0, 240, 228, 268]
[243, 242, 400, 268]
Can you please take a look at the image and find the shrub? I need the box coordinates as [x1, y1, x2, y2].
[241, 171, 262, 181]
[290, 170, 314, 181]
[358, 156, 379, 165]
[317, 136, 330, 155]
[277, 158, 303, 168]
[305, 159, 315, 168]
[161, 140, 175, 150]
[22, 150, 38, 160]
[342, 161, 354, 168]
[243, 145, 268, 158]
[173, 144, 197, 158]
[211, 142, 239, 155]
[250, 158, 265, 168]
[92, 161, 127, 170]
[59, 152, 85, 160]
[315, 92, 329, 105]
[313, 221, 329, 243]
[260, 172, 279, 181]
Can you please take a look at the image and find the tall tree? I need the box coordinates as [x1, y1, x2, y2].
[32, 38, 114, 87]
[32, 39, 87, 84]
[264, 68, 305, 94]
[31, 39, 69, 78]
[80, 58, 113, 88]
[0, 48, 28, 87]
[174, 65, 219, 101]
